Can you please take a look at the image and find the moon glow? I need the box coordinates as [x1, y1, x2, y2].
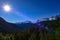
[3, 4, 11, 12]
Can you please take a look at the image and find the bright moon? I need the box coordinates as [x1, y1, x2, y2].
[3, 5, 11, 12]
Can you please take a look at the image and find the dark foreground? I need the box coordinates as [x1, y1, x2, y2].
[0, 26, 59, 40]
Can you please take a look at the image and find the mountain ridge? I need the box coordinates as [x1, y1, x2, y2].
[0, 15, 60, 33]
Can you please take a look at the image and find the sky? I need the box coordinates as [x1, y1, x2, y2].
[0, 0, 60, 23]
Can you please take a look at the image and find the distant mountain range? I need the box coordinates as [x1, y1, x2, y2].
[0, 15, 60, 33]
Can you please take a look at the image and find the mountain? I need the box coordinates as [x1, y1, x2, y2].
[0, 17, 23, 33]
[0, 17, 38, 33]
[0, 14, 60, 33]
[36, 15, 60, 32]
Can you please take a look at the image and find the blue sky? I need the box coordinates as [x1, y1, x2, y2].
[0, 0, 60, 23]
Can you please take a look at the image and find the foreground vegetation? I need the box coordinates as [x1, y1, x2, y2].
[0, 29, 55, 40]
